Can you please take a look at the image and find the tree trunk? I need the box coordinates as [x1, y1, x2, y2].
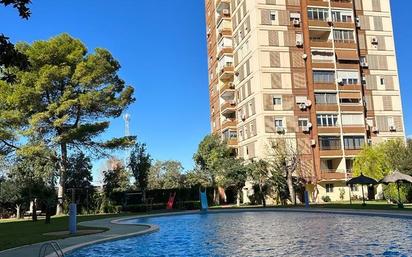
[259, 183, 266, 207]
[56, 143, 68, 215]
[213, 187, 220, 205]
[236, 189, 241, 207]
[45, 204, 51, 224]
[16, 204, 22, 219]
[286, 170, 296, 205]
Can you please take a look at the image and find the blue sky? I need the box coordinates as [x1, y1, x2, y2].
[1, 1, 411, 179]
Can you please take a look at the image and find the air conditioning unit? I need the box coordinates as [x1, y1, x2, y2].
[305, 100, 312, 107]
[310, 139, 316, 146]
[337, 78, 344, 86]
[276, 126, 285, 133]
[302, 53, 308, 60]
[389, 125, 397, 132]
[241, 113, 246, 121]
[372, 127, 379, 133]
[360, 60, 369, 68]
[293, 19, 301, 26]
[371, 37, 379, 44]
[228, 82, 235, 89]
[296, 40, 304, 47]
[222, 9, 230, 15]
[307, 122, 313, 128]
[356, 17, 361, 28]
[299, 103, 307, 110]
[302, 126, 310, 133]
[367, 139, 373, 146]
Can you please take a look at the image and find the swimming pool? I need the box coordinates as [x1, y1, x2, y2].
[67, 211, 412, 256]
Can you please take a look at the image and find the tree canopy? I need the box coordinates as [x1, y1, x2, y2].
[0, 33, 135, 214]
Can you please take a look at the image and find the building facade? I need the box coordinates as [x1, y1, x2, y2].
[205, 0, 405, 202]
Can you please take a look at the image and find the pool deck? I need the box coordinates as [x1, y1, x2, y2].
[2, 208, 412, 257]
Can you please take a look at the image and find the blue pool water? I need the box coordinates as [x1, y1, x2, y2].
[67, 211, 412, 257]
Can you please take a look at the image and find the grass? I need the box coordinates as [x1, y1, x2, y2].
[0, 213, 131, 251]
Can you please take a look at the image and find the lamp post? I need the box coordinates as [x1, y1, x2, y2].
[67, 188, 77, 234]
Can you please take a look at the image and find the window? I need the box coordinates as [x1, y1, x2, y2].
[313, 71, 335, 84]
[275, 119, 283, 128]
[270, 11, 276, 21]
[319, 136, 341, 150]
[333, 29, 354, 43]
[307, 7, 329, 21]
[337, 71, 359, 85]
[341, 114, 364, 126]
[340, 98, 361, 104]
[326, 184, 334, 193]
[315, 93, 337, 104]
[350, 184, 358, 192]
[380, 77, 385, 85]
[346, 158, 354, 173]
[317, 114, 339, 127]
[332, 11, 352, 23]
[343, 136, 365, 150]
[273, 97, 282, 105]
[298, 118, 309, 128]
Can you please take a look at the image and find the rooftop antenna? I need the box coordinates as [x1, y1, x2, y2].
[123, 113, 131, 168]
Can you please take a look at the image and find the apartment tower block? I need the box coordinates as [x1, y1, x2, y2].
[205, 0, 405, 201]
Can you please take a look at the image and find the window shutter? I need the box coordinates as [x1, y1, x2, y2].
[261, 9, 271, 25]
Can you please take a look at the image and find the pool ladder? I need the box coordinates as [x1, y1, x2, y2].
[38, 241, 65, 257]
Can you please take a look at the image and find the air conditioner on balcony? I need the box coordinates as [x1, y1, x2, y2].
[241, 113, 246, 121]
[355, 17, 361, 28]
[302, 126, 310, 133]
[337, 78, 344, 86]
[296, 40, 303, 47]
[372, 127, 379, 133]
[389, 125, 397, 132]
[367, 139, 373, 146]
[302, 53, 308, 60]
[371, 37, 379, 44]
[305, 100, 312, 107]
[228, 82, 235, 88]
[222, 9, 230, 15]
[276, 126, 285, 133]
[293, 19, 301, 26]
[360, 60, 368, 68]
[299, 103, 307, 110]
[310, 139, 316, 146]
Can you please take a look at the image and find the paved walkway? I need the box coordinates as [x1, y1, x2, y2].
[1, 208, 412, 257]
[0, 216, 158, 257]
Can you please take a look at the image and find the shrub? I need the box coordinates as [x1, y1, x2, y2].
[321, 195, 331, 203]
[383, 184, 407, 204]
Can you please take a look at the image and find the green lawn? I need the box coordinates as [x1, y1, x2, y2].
[0, 213, 131, 251]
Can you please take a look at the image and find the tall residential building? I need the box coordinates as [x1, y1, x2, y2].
[205, 0, 405, 201]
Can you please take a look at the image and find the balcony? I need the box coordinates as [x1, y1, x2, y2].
[217, 38, 233, 59]
[217, 19, 232, 40]
[221, 100, 236, 116]
[334, 39, 357, 49]
[309, 30, 333, 48]
[331, 0, 353, 9]
[220, 82, 235, 99]
[321, 170, 349, 181]
[221, 119, 237, 130]
[222, 128, 237, 147]
[218, 56, 234, 81]
[308, 0, 329, 7]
